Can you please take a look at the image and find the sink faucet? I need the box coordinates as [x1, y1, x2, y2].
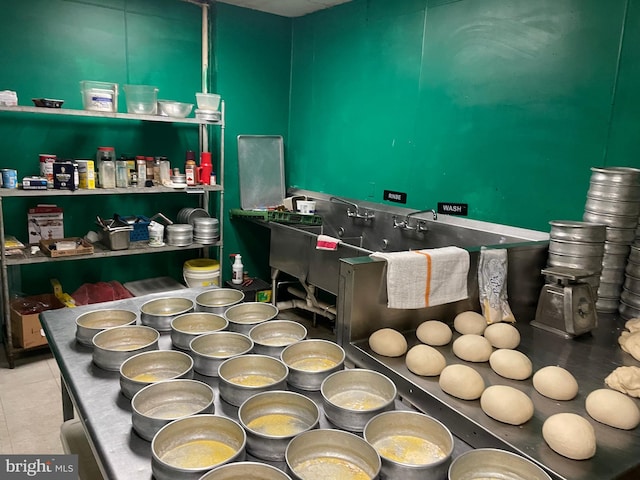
[329, 196, 375, 221]
[394, 209, 437, 232]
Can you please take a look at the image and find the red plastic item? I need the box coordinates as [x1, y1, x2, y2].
[71, 281, 134, 306]
[197, 152, 212, 185]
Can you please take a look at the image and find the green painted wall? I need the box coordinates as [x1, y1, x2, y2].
[0, 0, 290, 296]
[289, 0, 640, 231]
[213, 4, 291, 281]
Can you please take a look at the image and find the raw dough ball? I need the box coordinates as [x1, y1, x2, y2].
[416, 320, 452, 346]
[625, 318, 640, 333]
[483, 322, 521, 349]
[542, 413, 596, 460]
[452, 334, 493, 362]
[489, 349, 532, 380]
[619, 331, 640, 361]
[405, 344, 446, 376]
[454, 311, 487, 335]
[585, 388, 640, 430]
[439, 364, 485, 400]
[369, 328, 407, 357]
[605, 366, 640, 398]
[533, 366, 579, 401]
[480, 385, 534, 425]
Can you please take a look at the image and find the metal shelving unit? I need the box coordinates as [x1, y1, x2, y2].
[0, 104, 225, 368]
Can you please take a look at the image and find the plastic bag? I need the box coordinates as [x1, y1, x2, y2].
[478, 247, 515, 323]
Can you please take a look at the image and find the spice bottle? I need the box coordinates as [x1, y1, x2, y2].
[185, 150, 196, 186]
[99, 157, 116, 188]
[145, 156, 154, 184]
[136, 155, 146, 187]
[96, 146, 115, 187]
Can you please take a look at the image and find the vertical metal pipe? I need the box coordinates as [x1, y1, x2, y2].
[199, 1, 209, 154]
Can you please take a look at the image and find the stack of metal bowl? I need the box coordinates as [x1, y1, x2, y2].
[547, 220, 606, 298]
[165, 223, 193, 247]
[620, 245, 640, 319]
[582, 167, 640, 312]
[193, 217, 220, 244]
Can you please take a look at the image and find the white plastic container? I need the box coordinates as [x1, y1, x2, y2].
[80, 81, 118, 112]
[195, 93, 221, 112]
[148, 221, 164, 247]
[183, 259, 220, 287]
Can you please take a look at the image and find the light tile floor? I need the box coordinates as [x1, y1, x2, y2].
[0, 308, 335, 456]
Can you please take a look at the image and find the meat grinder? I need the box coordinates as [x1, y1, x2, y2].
[531, 266, 598, 338]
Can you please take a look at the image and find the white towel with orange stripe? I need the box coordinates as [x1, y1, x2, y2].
[371, 246, 470, 309]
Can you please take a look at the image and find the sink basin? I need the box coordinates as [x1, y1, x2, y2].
[269, 191, 549, 296]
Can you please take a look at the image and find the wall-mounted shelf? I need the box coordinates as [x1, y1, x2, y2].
[0, 185, 222, 198]
[0, 105, 222, 125]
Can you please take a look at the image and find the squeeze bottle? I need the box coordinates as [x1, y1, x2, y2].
[232, 254, 244, 285]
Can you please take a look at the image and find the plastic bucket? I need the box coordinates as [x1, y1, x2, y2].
[184, 259, 220, 287]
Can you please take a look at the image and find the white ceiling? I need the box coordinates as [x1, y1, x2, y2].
[217, 0, 352, 17]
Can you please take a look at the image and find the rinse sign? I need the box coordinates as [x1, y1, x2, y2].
[383, 190, 407, 204]
[438, 202, 468, 216]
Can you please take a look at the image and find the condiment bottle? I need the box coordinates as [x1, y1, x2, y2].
[136, 155, 146, 187]
[153, 157, 162, 185]
[185, 150, 196, 186]
[115, 157, 128, 187]
[232, 254, 244, 285]
[145, 156, 154, 183]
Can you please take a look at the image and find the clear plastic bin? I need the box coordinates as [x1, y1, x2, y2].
[80, 81, 118, 112]
[123, 84, 158, 114]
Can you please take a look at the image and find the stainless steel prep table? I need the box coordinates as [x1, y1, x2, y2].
[40, 287, 471, 480]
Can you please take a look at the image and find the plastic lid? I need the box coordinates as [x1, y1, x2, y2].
[185, 150, 195, 160]
[184, 258, 220, 271]
[98, 146, 115, 151]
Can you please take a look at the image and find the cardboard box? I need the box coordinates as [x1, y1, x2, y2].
[76, 160, 95, 189]
[10, 294, 65, 348]
[27, 204, 64, 244]
[40, 237, 94, 258]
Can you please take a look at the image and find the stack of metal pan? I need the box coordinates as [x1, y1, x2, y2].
[583, 167, 640, 313]
[621, 245, 640, 319]
[193, 217, 220, 244]
[547, 220, 606, 297]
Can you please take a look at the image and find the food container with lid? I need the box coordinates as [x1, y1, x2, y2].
[80, 81, 118, 112]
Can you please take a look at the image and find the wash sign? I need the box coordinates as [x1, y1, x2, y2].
[0, 455, 77, 479]
[437, 202, 468, 216]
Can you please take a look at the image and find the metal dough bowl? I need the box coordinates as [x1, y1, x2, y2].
[224, 302, 279, 334]
[218, 354, 288, 407]
[548, 220, 606, 243]
[280, 339, 345, 391]
[199, 461, 292, 480]
[75, 309, 137, 346]
[321, 369, 397, 432]
[238, 390, 320, 461]
[190, 331, 254, 377]
[140, 297, 194, 332]
[285, 429, 381, 480]
[363, 411, 454, 480]
[151, 414, 246, 480]
[92, 325, 159, 371]
[119, 350, 194, 399]
[171, 312, 228, 350]
[249, 320, 307, 357]
[448, 448, 551, 480]
[195, 288, 245, 314]
[131, 379, 214, 441]
[590, 166, 640, 185]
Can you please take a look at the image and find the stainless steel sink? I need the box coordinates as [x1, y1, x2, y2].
[269, 189, 549, 296]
